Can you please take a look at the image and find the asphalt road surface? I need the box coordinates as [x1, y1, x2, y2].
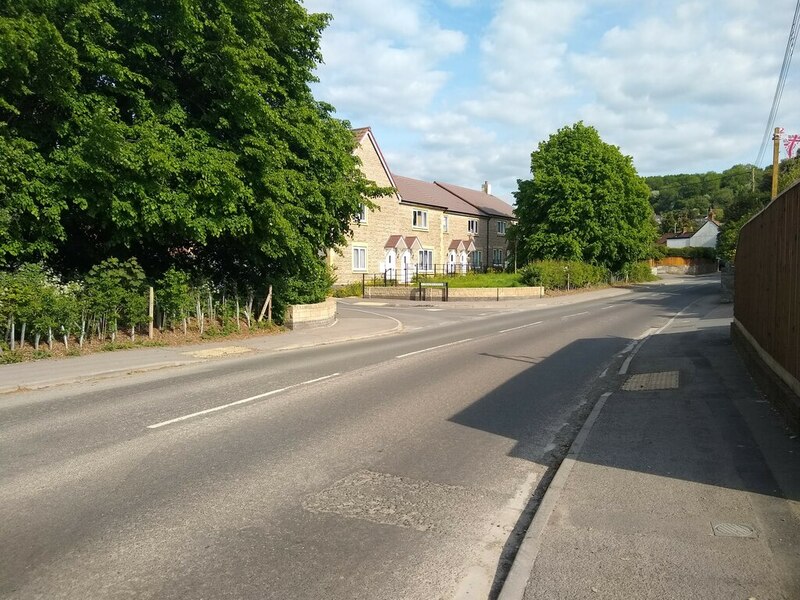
[0, 278, 716, 599]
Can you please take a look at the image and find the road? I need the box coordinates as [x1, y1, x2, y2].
[0, 278, 716, 599]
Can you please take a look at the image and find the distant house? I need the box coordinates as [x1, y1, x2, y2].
[658, 213, 721, 249]
[326, 127, 516, 283]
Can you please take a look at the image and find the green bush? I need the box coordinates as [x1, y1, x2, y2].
[664, 246, 716, 260]
[520, 260, 609, 289]
[332, 281, 363, 297]
[625, 262, 658, 282]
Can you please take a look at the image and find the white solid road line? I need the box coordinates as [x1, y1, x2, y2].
[147, 373, 341, 429]
[600, 305, 617, 310]
[561, 311, 590, 319]
[500, 321, 543, 334]
[396, 338, 474, 359]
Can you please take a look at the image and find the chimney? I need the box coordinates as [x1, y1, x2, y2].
[482, 180, 491, 195]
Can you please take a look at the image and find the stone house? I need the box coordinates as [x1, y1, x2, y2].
[326, 128, 516, 284]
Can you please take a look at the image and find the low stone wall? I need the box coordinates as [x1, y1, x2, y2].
[364, 286, 544, 301]
[284, 297, 337, 330]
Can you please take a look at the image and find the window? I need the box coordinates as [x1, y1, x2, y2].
[442, 216, 448, 232]
[497, 221, 507, 235]
[468, 219, 479, 235]
[471, 250, 482, 268]
[355, 204, 368, 224]
[412, 209, 428, 230]
[352, 247, 366, 271]
[493, 248, 504, 265]
[418, 249, 433, 273]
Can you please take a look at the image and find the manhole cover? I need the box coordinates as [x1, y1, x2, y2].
[712, 522, 756, 538]
[622, 371, 679, 391]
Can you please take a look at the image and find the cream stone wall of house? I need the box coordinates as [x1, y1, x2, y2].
[328, 129, 516, 282]
[327, 133, 404, 283]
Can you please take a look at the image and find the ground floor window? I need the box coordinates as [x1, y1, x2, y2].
[492, 248, 504, 266]
[471, 250, 482, 268]
[419, 249, 433, 272]
[352, 247, 366, 271]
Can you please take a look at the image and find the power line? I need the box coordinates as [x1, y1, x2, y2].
[755, 0, 800, 167]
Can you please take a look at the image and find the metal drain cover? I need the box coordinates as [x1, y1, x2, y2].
[712, 522, 756, 538]
[622, 371, 680, 391]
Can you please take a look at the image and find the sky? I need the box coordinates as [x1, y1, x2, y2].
[302, 0, 800, 202]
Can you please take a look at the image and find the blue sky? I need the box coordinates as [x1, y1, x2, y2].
[303, 0, 800, 202]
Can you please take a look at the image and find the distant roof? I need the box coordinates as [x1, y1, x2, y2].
[434, 181, 516, 219]
[393, 175, 482, 216]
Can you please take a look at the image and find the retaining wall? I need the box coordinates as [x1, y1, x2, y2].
[284, 297, 337, 330]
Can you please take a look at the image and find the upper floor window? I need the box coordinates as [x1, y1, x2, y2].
[468, 219, 479, 235]
[497, 221, 507, 235]
[412, 209, 428, 230]
[355, 204, 368, 224]
[442, 216, 448, 232]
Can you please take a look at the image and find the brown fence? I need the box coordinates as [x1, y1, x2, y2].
[734, 180, 800, 390]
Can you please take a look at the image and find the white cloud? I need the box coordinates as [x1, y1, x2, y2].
[304, 0, 800, 201]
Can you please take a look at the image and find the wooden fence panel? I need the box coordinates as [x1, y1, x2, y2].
[735, 182, 800, 385]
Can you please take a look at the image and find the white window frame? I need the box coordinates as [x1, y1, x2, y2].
[442, 215, 448, 233]
[471, 250, 482, 268]
[468, 219, 479, 236]
[418, 249, 434, 273]
[412, 209, 428, 230]
[355, 204, 368, 224]
[492, 248, 504, 265]
[352, 246, 367, 272]
[497, 221, 507, 236]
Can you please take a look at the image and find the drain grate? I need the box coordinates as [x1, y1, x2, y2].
[712, 522, 756, 538]
[622, 371, 680, 391]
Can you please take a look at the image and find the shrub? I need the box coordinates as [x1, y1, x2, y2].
[520, 260, 609, 289]
[625, 262, 658, 282]
[664, 246, 716, 260]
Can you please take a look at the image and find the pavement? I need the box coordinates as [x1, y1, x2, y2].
[499, 296, 800, 599]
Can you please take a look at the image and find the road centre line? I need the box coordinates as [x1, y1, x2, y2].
[561, 311, 590, 319]
[500, 321, 543, 334]
[396, 338, 474, 359]
[600, 305, 617, 310]
[147, 373, 340, 429]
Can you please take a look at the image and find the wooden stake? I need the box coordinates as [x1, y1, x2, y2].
[258, 285, 272, 322]
[148, 286, 154, 339]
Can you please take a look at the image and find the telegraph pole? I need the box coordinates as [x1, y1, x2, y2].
[771, 127, 781, 200]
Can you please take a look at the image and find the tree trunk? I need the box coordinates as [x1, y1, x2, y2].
[10, 316, 15, 351]
[34, 332, 40, 351]
[236, 298, 241, 331]
[20, 322, 26, 350]
[48, 327, 53, 351]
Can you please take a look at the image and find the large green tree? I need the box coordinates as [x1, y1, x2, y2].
[512, 122, 656, 272]
[1, 0, 382, 304]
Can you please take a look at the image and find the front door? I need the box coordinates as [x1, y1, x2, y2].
[401, 250, 411, 283]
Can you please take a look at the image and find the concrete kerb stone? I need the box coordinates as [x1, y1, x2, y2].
[0, 361, 195, 396]
[497, 391, 613, 600]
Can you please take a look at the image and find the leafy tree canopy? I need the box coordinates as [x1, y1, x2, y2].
[1, 0, 385, 304]
[511, 122, 657, 273]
